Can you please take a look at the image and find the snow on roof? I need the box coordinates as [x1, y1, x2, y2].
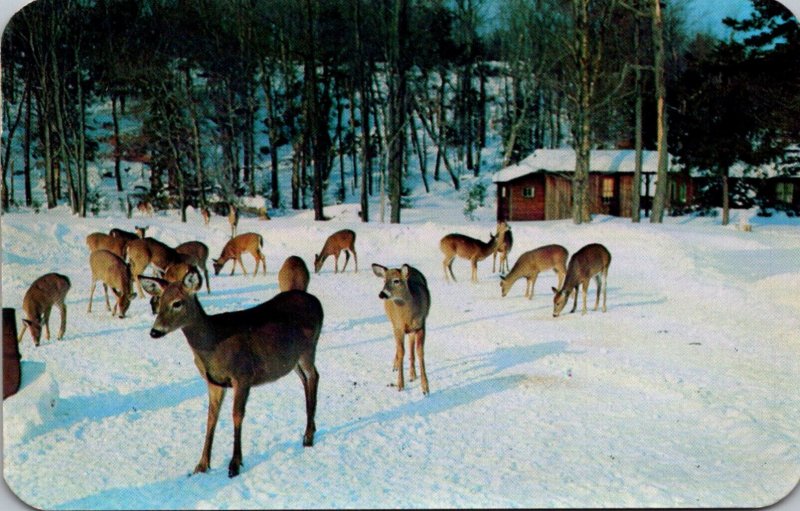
[492, 149, 677, 183]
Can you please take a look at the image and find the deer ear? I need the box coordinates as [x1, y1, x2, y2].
[22, 319, 33, 327]
[551, 287, 558, 294]
[140, 276, 168, 297]
[372, 264, 387, 278]
[401, 264, 411, 279]
[183, 270, 202, 293]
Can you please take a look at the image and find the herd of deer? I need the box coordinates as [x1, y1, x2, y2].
[14, 213, 610, 478]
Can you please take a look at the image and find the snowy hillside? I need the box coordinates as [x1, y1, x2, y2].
[2, 201, 800, 509]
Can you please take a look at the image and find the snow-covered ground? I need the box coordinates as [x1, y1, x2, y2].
[2, 200, 799, 509]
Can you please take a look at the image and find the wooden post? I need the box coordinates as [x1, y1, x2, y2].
[3, 308, 22, 399]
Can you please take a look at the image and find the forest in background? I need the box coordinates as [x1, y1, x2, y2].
[1, 0, 798, 225]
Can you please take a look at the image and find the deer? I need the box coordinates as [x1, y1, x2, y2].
[140, 270, 324, 478]
[88, 249, 134, 318]
[212, 232, 267, 277]
[201, 207, 211, 226]
[86, 232, 129, 259]
[552, 243, 611, 317]
[279, 256, 310, 292]
[109, 226, 148, 242]
[439, 223, 507, 283]
[176, 241, 211, 294]
[492, 222, 513, 273]
[314, 229, 358, 274]
[372, 264, 431, 395]
[228, 204, 239, 239]
[500, 244, 568, 300]
[18, 273, 71, 347]
[137, 200, 154, 216]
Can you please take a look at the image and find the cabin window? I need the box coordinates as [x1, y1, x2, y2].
[601, 177, 614, 204]
[777, 182, 794, 203]
[522, 187, 535, 198]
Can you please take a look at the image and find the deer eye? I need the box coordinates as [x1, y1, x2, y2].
[172, 300, 184, 309]
[392, 278, 401, 285]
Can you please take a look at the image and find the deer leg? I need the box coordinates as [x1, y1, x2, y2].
[342, 251, 350, 272]
[295, 359, 318, 447]
[471, 259, 478, 283]
[238, 256, 248, 276]
[594, 275, 602, 311]
[407, 334, 417, 381]
[393, 328, 405, 391]
[17, 321, 27, 343]
[43, 307, 52, 340]
[581, 282, 589, 315]
[204, 267, 211, 294]
[87, 281, 97, 313]
[442, 258, 451, 282]
[229, 382, 250, 478]
[352, 248, 358, 273]
[492, 251, 497, 273]
[601, 269, 608, 312]
[334, 254, 339, 273]
[415, 329, 429, 396]
[57, 302, 67, 340]
[525, 278, 532, 299]
[194, 383, 226, 475]
[570, 287, 579, 314]
[102, 283, 112, 311]
[230, 258, 236, 276]
[556, 269, 565, 290]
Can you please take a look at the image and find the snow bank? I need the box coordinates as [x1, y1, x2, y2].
[3, 361, 59, 443]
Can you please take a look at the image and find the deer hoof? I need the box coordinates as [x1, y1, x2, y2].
[192, 462, 209, 475]
[303, 434, 314, 447]
[228, 460, 241, 478]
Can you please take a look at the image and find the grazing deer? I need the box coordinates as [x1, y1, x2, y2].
[500, 244, 568, 299]
[201, 207, 211, 226]
[439, 223, 507, 283]
[279, 256, 310, 292]
[314, 229, 358, 274]
[228, 204, 239, 238]
[552, 243, 611, 317]
[88, 249, 134, 318]
[372, 264, 431, 395]
[18, 273, 71, 347]
[109, 226, 148, 242]
[86, 232, 129, 259]
[137, 200, 154, 216]
[492, 222, 513, 273]
[212, 232, 267, 277]
[140, 270, 324, 478]
[176, 241, 211, 294]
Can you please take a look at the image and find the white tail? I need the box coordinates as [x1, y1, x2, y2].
[500, 244, 568, 299]
[140, 270, 323, 477]
[492, 222, 513, 273]
[439, 223, 507, 283]
[278, 256, 310, 292]
[372, 264, 431, 395]
[212, 232, 266, 277]
[552, 243, 611, 317]
[228, 204, 239, 238]
[18, 273, 71, 347]
[88, 249, 134, 318]
[314, 229, 357, 274]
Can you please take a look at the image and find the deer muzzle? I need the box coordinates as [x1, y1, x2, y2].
[150, 328, 166, 339]
[379, 290, 389, 299]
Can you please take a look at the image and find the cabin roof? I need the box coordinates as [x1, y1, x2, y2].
[492, 149, 677, 183]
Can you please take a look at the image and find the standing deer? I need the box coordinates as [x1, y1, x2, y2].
[500, 244, 568, 299]
[86, 232, 129, 259]
[88, 249, 134, 318]
[109, 226, 148, 242]
[492, 222, 513, 273]
[137, 200, 154, 216]
[314, 229, 357, 274]
[18, 273, 71, 347]
[228, 204, 239, 238]
[372, 264, 431, 395]
[176, 241, 211, 294]
[140, 270, 323, 478]
[212, 232, 267, 276]
[552, 243, 611, 317]
[279, 256, 310, 292]
[439, 223, 507, 283]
